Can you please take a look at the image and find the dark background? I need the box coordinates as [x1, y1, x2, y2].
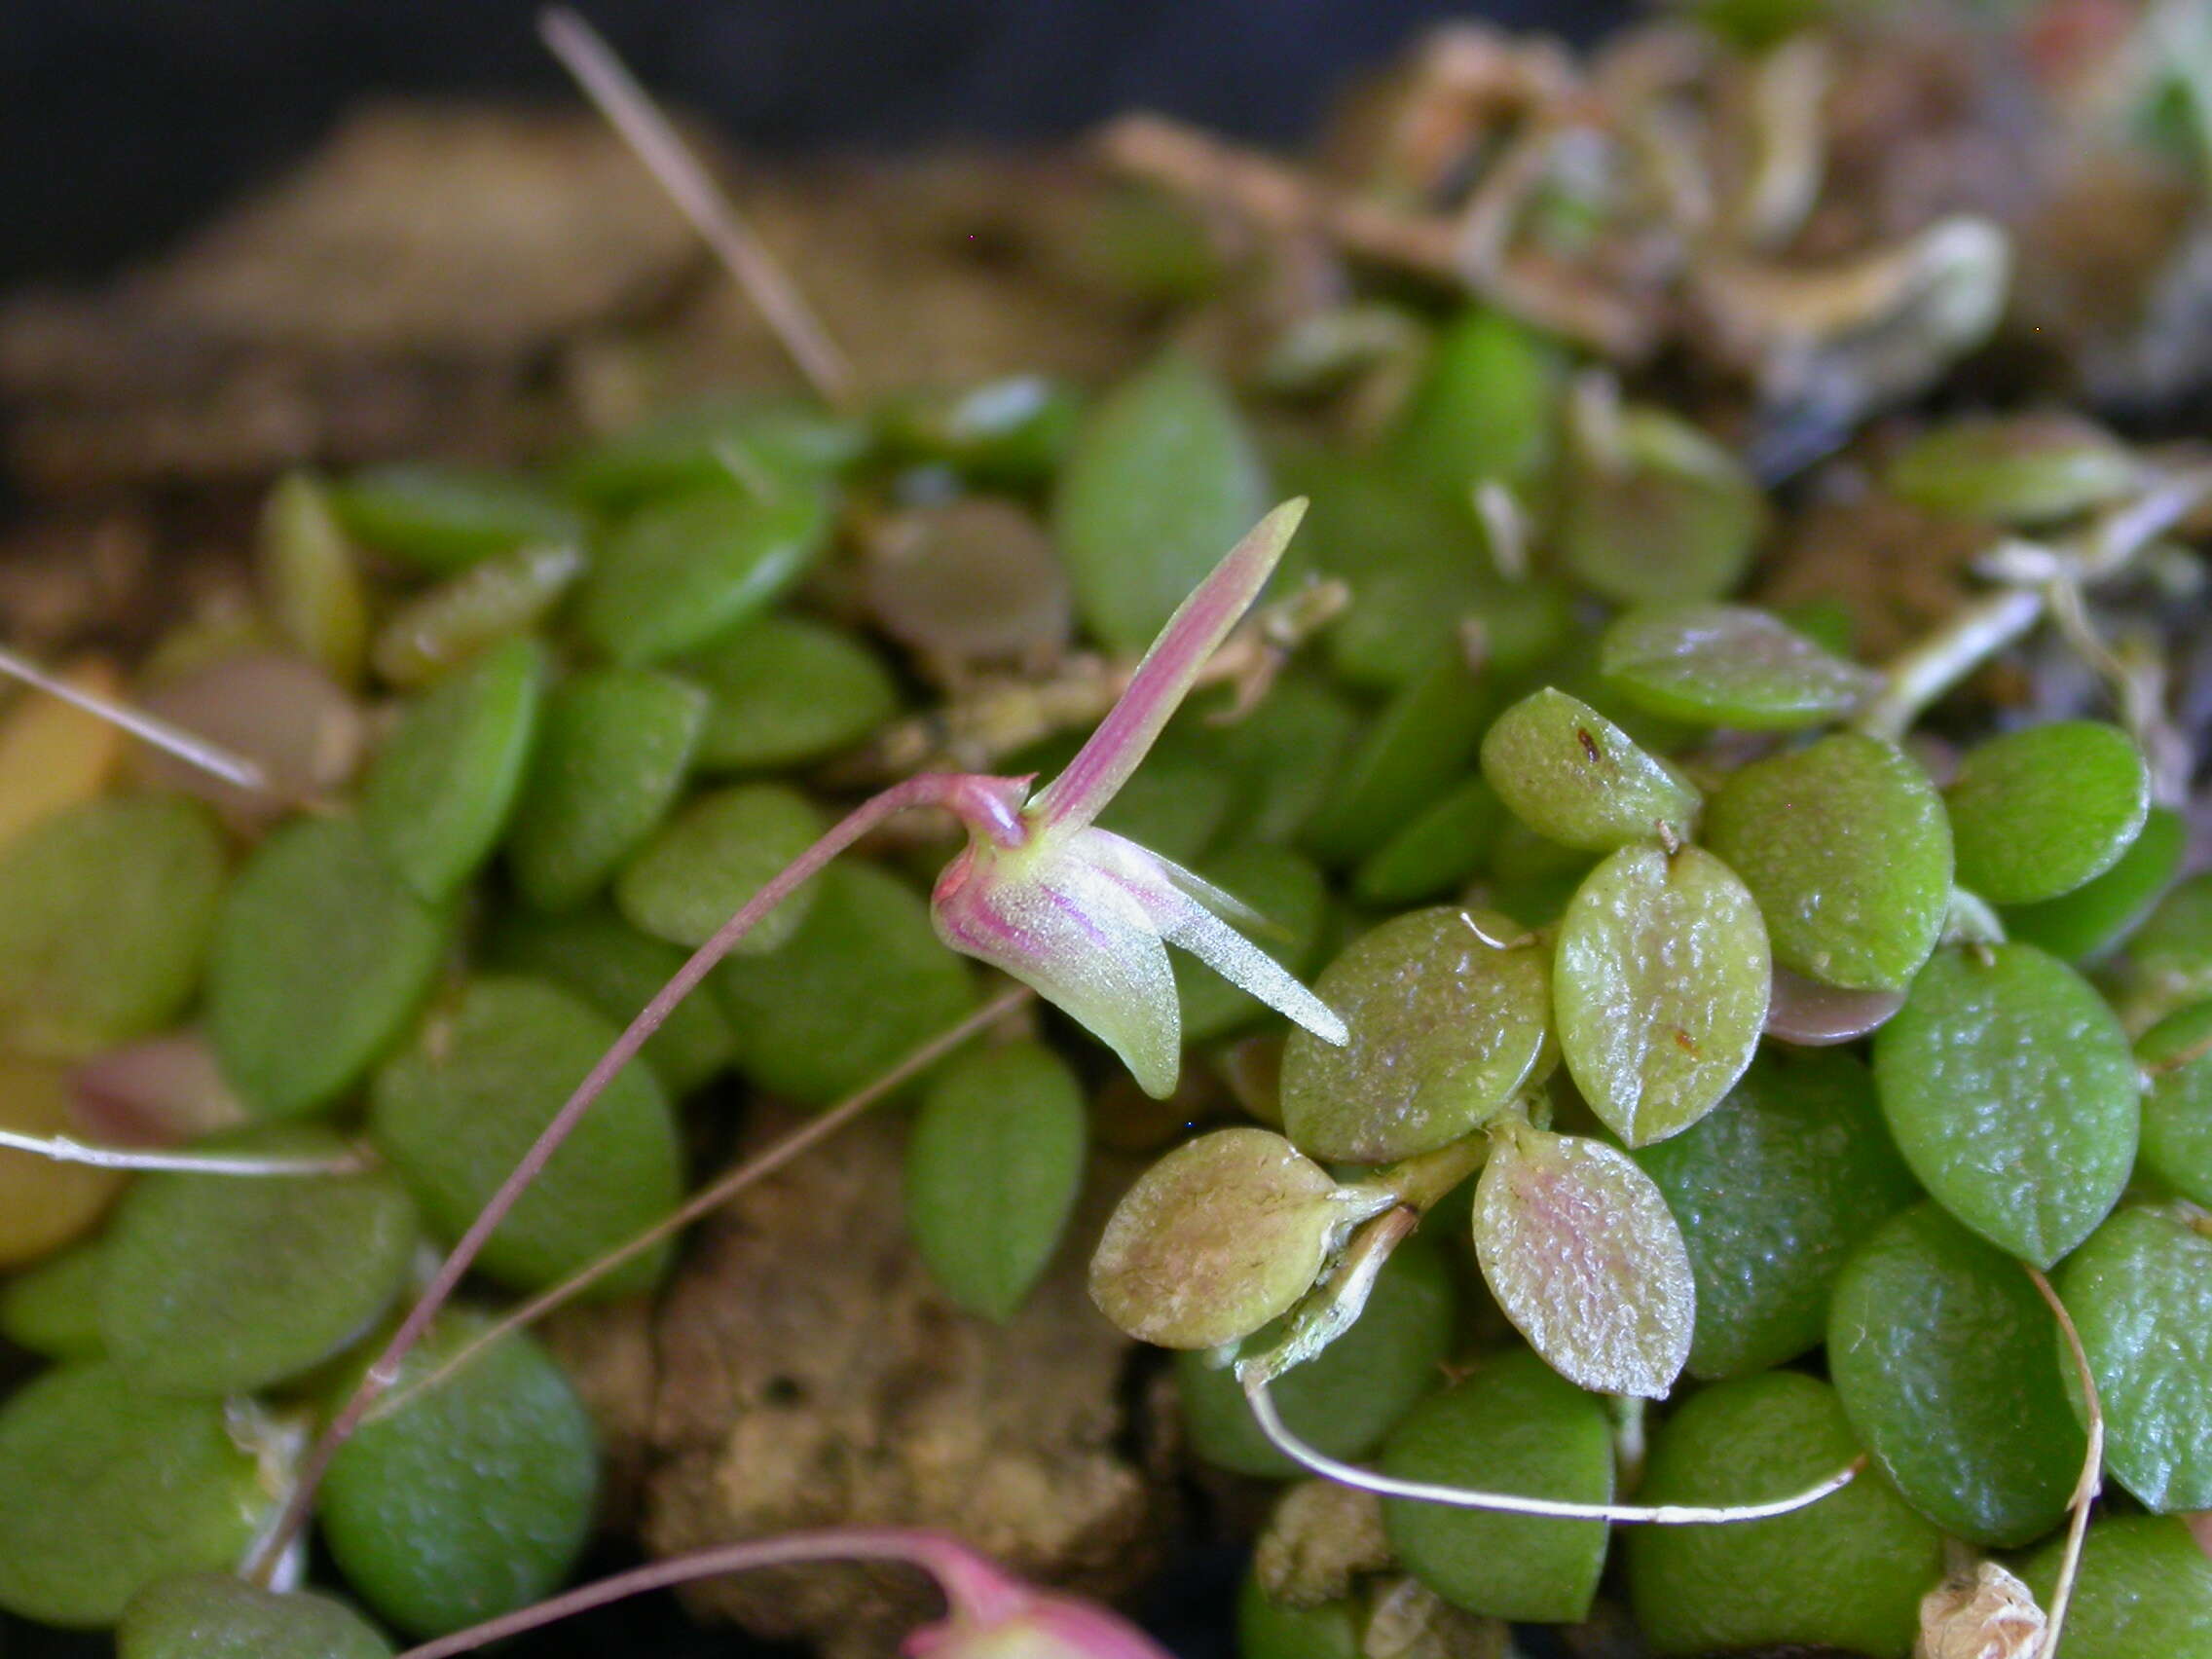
[0, 0, 1624, 287]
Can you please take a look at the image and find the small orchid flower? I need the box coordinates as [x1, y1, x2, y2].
[930, 498, 1349, 1096]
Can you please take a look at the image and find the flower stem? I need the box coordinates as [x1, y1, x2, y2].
[391, 1528, 1023, 1659]
[244, 773, 999, 1581]
[366, 983, 1033, 1424]
[2027, 1265, 2103, 1659]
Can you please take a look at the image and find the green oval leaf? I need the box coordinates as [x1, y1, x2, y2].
[371, 544, 586, 689]
[714, 861, 975, 1105]
[258, 472, 370, 686]
[612, 782, 822, 953]
[2139, 1002, 2212, 1208]
[1281, 906, 1552, 1164]
[680, 613, 899, 772]
[1599, 603, 1881, 729]
[100, 1130, 417, 1397]
[1557, 402, 1767, 606]
[207, 814, 451, 1119]
[1054, 351, 1269, 656]
[121, 1574, 394, 1659]
[1555, 845, 1769, 1146]
[1387, 307, 1562, 496]
[2020, 1515, 2212, 1659]
[321, 1314, 597, 1638]
[1633, 1049, 1919, 1379]
[1177, 1235, 1456, 1477]
[0, 1364, 268, 1627]
[1380, 1349, 1613, 1623]
[360, 634, 546, 902]
[1625, 1372, 1942, 1659]
[906, 1041, 1088, 1322]
[558, 396, 865, 510]
[1704, 731, 1953, 990]
[330, 463, 584, 573]
[1884, 413, 2142, 527]
[1480, 688, 1701, 854]
[1088, 1126, 1350, 1349]
[1473, 1124, 1693, 1397]
[369, 977, 684, 1297]
[1301, 647, 1491, 867]
[573, 482, 830, 665]
[1351, 776, 1501, 907]
[504, 666, 708, 911]
[1827, 1202, 2083, 1544]
[1873, 942, 2137, 1267]
[1947, 721, 2149, 903]
[2059, 1204, 2212, 1512]
[2004, 802, 2184, 963]
[2118, 869, 2212, 1030]
[0, 795, 226, 1060]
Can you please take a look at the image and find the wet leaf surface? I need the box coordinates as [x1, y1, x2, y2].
[1600, 603, 1881, 729]
[1480, 687, 1701, 854]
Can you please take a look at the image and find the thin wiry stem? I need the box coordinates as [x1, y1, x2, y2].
[245, 773, 1001, 1580]
[2028, 1265, 2104, 1659]
[1857, 588, 2044, 743]
[538, 7, 857, 408]
[392, 1528, 1022, 1659]
[1244, 1376, 1862, 1524]
[0, 1128, 370, 1177]
[0, 644, 268, 791]
[368, 983, 1033, 1423]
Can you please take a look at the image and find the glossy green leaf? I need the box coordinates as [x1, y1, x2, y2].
[1380, 1349, 1613, 1623]
[2139, 1002, 2212, 1207]
[1176, 844, 1328, 1042]
[1235, 1571, 1360, 1659]
[207, 814, 451, 1119]
[878, 373, 1083, 487]
[1054, 351, 1269, 656]
[680, 613, 899, 771]
[715, 861, 975, 1104]
[505, 667, 708, 911]
[258, 472, 370, 686]
[1388, 307, 1562, 495]
[1873, 942, 2137, 1267]
[558, 396, 866, 509]
[0, 1364, 268, 1627]
[1473, 1124, 1694, 1397]
[1598, 603, 1881, 729]
[1177, 1235, 1456, 1477]
[1827, 1202, 2083, 1544]
[2019, 1515, 2212, 1659]
[1479, 687, 1700, 854]
[121, 1574, 394, 1659]
[906, 1041, 1088, 1322]
[481, 902, 737, 1095]
[1303, 649, 1492, 867]
[1634, 1049, 1919, 1378]
[1281, 906, 1552, 1163]
[1557, 402, 1767, 606]
[1626, 1371, 1942, 1659]
[100, 1129, 417, 1397]
[613, 783, 822, 952]
[1555, 844, 1768, 1146]
[1351, 776, 1500, 907]
[1947, 721, 2149, 903]
[370, 977, 682, 1297]
[2004, 802, 2184, 963]
[2059, 1204, 2212, 1512]
[0, 795, 226, 1060]
[1089, 1126, 1350, 1348]
[371, 543, 585, 689]
[1884, 413, 2142, 526]
[1704, 731, 1952, 990]
[0, 1238, 109, 1359]
[322, 1313, 597, 1638]
[573, 482, 830, 665]
[360, 635, 546, 901]
[330, 463, 584, 573]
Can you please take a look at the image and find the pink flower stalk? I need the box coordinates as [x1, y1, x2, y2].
[931, 498, 1348, 1095]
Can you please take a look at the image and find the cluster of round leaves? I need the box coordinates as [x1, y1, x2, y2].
[1088, 424, 2212, 1655]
